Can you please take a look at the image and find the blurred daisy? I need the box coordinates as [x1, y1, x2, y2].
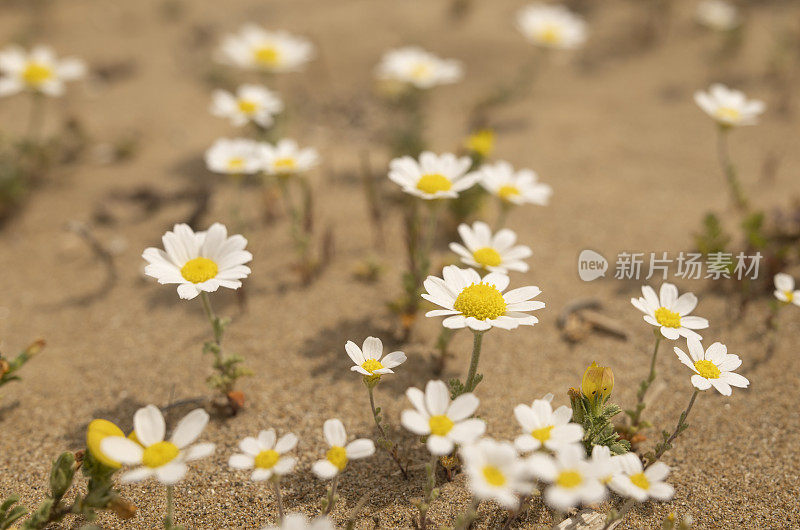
[513, 393, 583, 453]
[696, 0, 740, 32]
[464, 129, 494, 158]
[694, 84, 765, 128]
[100, 406, 214, 484]
[229, 429, 298, 481]
[218, 25, 314, 72]
[450, 221, 532, 273]
[262, 514, 334, 530]
[211, 84, 283, 128]
[142, 222, 252, 300]
[400, 380, 485, 455]
[590, 445, 636, 485]
[773, 273, 800, 306]
[631, 283, 709, 340]
[478, 161, 552, 206]
[261, 139, 319, 176]
[674, 337, 749, 396]
[610, 458, 674, 502]
[526, 445, 605, 511]
[205, 138, 264, 175]
[345, 336, 406, 381]
[460, 438, 531, 509]
[311, 419, 375, 479]
[376, 46, 463, 89]
[516, 3, 587, 50]
[422, 265, 544, 331]
[389, 151, 477, 200]
[0, 45, 85, 97]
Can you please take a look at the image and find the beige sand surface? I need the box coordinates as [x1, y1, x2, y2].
[1, 0, 799, 528]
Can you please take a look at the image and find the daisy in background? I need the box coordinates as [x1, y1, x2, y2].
[211, 84, 283, 129]
[696, 0, 740, 32]
[142, 222, 252, 300]
[526, 445, 606, 511]
[674, 337, 749, 396]
[513, 393, 583, 453]
[375, 46, 463, 90]
[450, 221, 532, 274]
[261, 139, 319, 177]
[460, 438, 531, 509]
[631, 283, 709, 340]
[590, 445, 637, 485]
[401, 380, 485, 455]
[345, 336, 406, 383]
[205, 138, 264, 175]
[0, 44, 85, 97]
[262, 514, 334, 530]
[389, 151, 477, 200]
[311, 419, 375, 480]
[516, 3, 587, 50]
[773, 273, 800, 306]
[694, 84, 765, 128]
[478, 160, 552, 207]
[610, 457, 674, 502]
[229, 428, 298, 481]
[217, 25, 314, 73]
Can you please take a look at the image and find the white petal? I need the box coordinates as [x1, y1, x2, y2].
[171, 409, 210, 448]
[134, 405, 166, 446]
[323, 419, 347, 447]
[345, 439, 375, 459]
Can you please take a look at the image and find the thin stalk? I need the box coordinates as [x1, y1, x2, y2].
[464, 330, 485, 392]
[716, 127, 748, 211]
[629, 330, 661, 429]
[323, 475, 339, 516]
[600, 498, 635, 530]
[367, 383, 409, 479]
[164, 485, 175, 529]
[495, 201, 511, 230]
[646, 389, 701, 468]
[199, 292, 222, 345]
[418, 455, 438, 530]
[271, 479, 285, 522]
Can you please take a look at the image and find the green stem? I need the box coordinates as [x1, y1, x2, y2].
[716, 127, 747, 212]
[199, 292, 222, 345]
[164, 485, 175, 529]
[464, 330, 485, 392]
[630, 330, 661, 429]
[647, 388, 701, 468]
[323, 475, 339, 516]
[271, 479, 284, 522]
[367, 383, 409, 479]
[419, 455, 438, 530]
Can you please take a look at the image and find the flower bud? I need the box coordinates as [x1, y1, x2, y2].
[581, 361, 614, 401]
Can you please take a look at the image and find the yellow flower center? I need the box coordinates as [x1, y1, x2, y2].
[539, 25, 562, 44]
[416, 173, 452, 195]
[361, 359, 384, 374]
[694, 359, 721, 379]
[411, 62, 432, 80]
[714, 107, 740, 122]
[556, 470, 583, 489]
[237, 99, 258, 114]
[428, 414, 454, 437]
[784, 290, 794, 303]
[326, 446, 348, 471]
[482, 465, 507, 487]
[180, 257, 219, 284]
[453, 283, 507, 321]
[254, 449, 280, 469]
[273, 157, 296, 173]
[22, 62, 53, 86]
[531, 425, 554, 443]
[142, 441, 180, 468]
[654, 307, 681, 328]
[472, 247, 502, 268]
[630, 472, 650, 490]
[227, 157, 246, 171]
[254, 46, 280, 66]
[497, 185, 521, 201]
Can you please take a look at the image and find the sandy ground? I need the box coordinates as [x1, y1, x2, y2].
[1, 0, 799, 528]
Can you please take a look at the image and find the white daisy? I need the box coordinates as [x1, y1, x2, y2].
[694, 84, 765, 128]
[590, 445, 637, 485]
[674, 337, 749, 396]
[696, 0, 740, 32]
[311, 419, 375, 480]
[631, 283, 709, 340]
[477, 161, 552, 207]
[460, 438, 531, 509]
[0, 45, 85, 97]
[210, 84, 283, 128]
[262, 514, 334, 530]
[229, 429, 298, 481]
[773, 273, 800, 306]
[400, 380, 486, 456]
[142, 222, 252, 300]
[205, 138, 264, 175]
[388, 151, 478, 200]
[526, 444, 606, 511]
[513, 393, 583, 453]
[422, 265, 544, 331]
[450, 221, 533, 274]
[516, 3, 587, 50]
[345, 336, 406, 381]
[375, 46, 463, 89]
[100, 405, 214, 485]
[260, 139, 319, 176]
[610, 458, 674, 502]
[217, 25, 314, 73]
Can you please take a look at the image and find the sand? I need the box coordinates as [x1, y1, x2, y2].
[1, 0, 799, 528]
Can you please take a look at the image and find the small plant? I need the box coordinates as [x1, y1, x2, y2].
[0, 339, 44, 393]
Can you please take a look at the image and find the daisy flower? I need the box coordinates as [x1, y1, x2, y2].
[100, 405, 215, 484]
[526, 445, 605, 511]
[422, 265, 544, 331]
[513, 393, 583, 453]
[400, 380, 485, 455]
[262, 514, 334, 530]
[217, 25, 314, 72]
[388, 151, 478, 200]
[229, 428, 298, 481]
[0, 45, 85, 97]
[631, 283, 709, 340]
[345, 336, 406, 382]
[460, 438, 531, 509]
[590, 446, 637, 485]
[477, 161, 552, 207]
[142, 222, 252, 300]
[516, 3, 587, 50]
[205, 138, 264, 175]
[696, 0, 740, 32]
[449, 221, 532, 274]
[375, 46, 463, 89]
[610, 458, 674, 502]
[260, 139, 319, 177]
[694, 84, 765, 128]
[674, 337, 749, 396]
[773, 273, 800, 306]
[311, 419, 375, 480]
[211, 84, 283, 128]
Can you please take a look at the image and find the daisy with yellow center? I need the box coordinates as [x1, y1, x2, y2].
[217, 25, 314, 73]
[229, 428, 298, 482]
[610, 457, 674, 502]
[513, 393, 583, 453]
[674, 338, 749, 396]
[591, 446, 635, 485]
[375, 46, 463, 89]
[261, 138, 319, 177]
[450, 221, 533, 274]
[0, 45, 85, 98]
[345, 336, 406, 383]
[477, 160, 552, 208]
[526, 445, 606, 511]
[773, 273, 800, 307]
[516, 4, 587, 50]
[388, 151, 478, 200]
[205, 138, 264, 175]
[631, 283, 709, 341]
[460, 438, 531, 509]
[210, 84, 283, 128]
[311, 419, 375, 480]
[694, 83, 765, 128]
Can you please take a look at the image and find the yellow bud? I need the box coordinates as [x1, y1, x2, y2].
[86, 419, 125, 469]
[464, 129, 495, 158]
[581, 361, 614, 401]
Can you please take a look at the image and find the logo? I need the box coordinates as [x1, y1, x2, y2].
[578, 249, 608, 281]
